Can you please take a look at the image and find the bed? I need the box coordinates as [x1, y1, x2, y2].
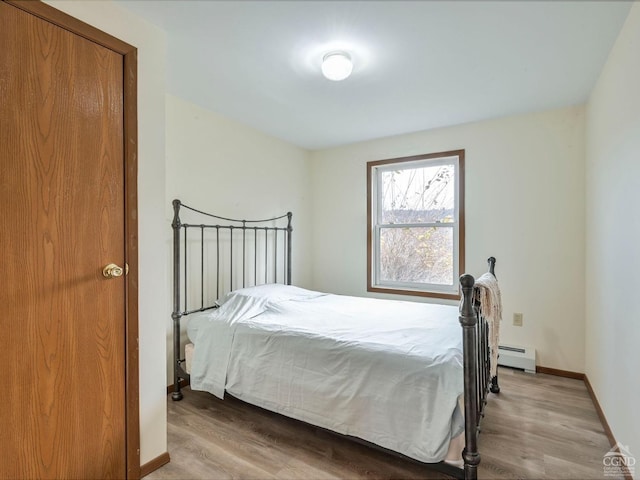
[170, 199, 500, 480]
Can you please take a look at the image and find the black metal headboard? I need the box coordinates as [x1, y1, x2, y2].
[170, 199, 293, 400]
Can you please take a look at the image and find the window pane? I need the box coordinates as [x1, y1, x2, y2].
[379, 227, 453, 286]
[380, 164, 455, 224]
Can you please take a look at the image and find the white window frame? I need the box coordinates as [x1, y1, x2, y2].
[367, 150, 465, 300]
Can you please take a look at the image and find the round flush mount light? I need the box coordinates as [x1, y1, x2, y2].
[321, 51, 353, 81]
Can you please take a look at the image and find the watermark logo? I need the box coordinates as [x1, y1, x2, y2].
[603, 442, 635, 477]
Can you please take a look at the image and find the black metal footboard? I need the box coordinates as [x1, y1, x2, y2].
[458, 257, 500, 480]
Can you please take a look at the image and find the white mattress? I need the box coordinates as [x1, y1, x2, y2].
[186, 284, 465, 464]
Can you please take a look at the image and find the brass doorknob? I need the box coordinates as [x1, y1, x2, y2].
[103, 263, 124, 279]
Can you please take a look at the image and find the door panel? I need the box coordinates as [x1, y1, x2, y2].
[0, 2, 126, 478]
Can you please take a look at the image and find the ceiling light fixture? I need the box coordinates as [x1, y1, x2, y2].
[321, 51, 353, 81]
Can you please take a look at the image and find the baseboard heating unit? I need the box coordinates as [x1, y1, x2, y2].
[497, 344, 536, 373]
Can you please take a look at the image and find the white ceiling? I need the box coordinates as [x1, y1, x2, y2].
[117, 1, 632, 150]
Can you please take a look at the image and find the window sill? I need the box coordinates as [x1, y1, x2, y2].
[367, 285, 460, 301]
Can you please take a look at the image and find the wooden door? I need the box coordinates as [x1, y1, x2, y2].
[0, 2, 138, 478]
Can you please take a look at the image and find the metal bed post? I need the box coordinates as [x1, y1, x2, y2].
[459, 273, 480, 480]
[487, 256, 500, 394]
[264, 227, 268, 284]
[274, 229, 278, 283]
[216, 227, 220, 300]
[242, 221, 246, 288]
[200, 226, 204, 309]
[286, 212, 292, 285]
[171, 199, 186, 401]
[254, 227, 258, 286]
[487, 256, 496, 277]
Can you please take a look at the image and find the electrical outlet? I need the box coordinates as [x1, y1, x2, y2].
[513, 313, 523, 327]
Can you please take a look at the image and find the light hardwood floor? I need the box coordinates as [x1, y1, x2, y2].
[147, 368, 620, 479]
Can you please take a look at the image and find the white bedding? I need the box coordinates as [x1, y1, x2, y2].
[187, 284, 465, 464]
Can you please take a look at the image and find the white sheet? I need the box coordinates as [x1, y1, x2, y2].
[187, 285, 464, 463]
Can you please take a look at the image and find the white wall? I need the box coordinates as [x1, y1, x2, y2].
[165, 94, 313, 384]
[46, 0, 168, 466]
[585, 1, 640, 471]
[311, 106, 586, 373]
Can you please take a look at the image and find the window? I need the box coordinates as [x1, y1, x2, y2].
[367, 150, 464, 300]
